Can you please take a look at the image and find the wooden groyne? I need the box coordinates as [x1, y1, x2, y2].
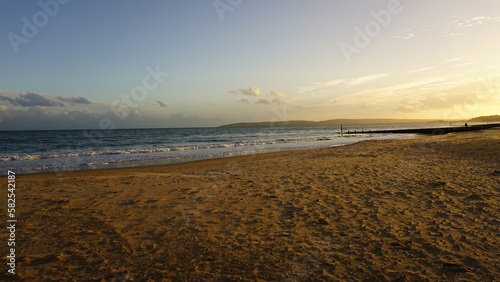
[348, 123, 500, 135]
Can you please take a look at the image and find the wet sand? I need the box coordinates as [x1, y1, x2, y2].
[1, 128, 499, 281]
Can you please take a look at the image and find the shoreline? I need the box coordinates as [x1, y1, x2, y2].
[7, 123, 497, 176]
[6, 133, 416, 176]
[2, 128, 499, 280]
[12, 142, 354, 177]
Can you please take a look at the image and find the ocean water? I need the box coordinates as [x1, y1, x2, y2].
[0, 123, 451, 174]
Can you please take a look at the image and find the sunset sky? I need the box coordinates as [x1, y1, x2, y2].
[1, 0, 499, 130]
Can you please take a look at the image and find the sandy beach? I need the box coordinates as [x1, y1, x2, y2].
[1, 128, 499, 281]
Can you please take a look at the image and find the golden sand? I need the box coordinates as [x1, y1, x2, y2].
[1, 128, 499, 281]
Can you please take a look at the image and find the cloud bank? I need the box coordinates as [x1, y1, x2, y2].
[57, 96, 92, 104]
[228, 87, 288, 107]
[0, 91, 222, 130]
[0, 92, 64, 107]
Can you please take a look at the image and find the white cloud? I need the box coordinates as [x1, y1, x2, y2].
[443, 15, 500, 36]
[239, 86, 261, 96]
[407, 66, 436, 73]
[298, 73, 389, 94]
[442, 56, 476, 69]
[445, 57, 467, 62]
[450, 61, 476, 69]
[392, 28, 415, 40]
[395, 79, 499, 114]
[332, 75, 499, 114]
[291, 75, 499, 120]
[282, 73, 499, 121]
[298, 79, 344, 93]
[352, 77, 456, 97]
[348, 73, 389, 86]
[267, 91, 286, 98]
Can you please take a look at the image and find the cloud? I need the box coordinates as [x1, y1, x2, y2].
[450, 61, 476, 69]
[345, 77, 454, 99]
[239, 86, 261, 96]
[393, 33, 414, 40]
[324, 74, 500, 116]
[448, 16, 500, 29]
[299, 73, 389, 93]
[445, 57, 467, 62]
[156, 100, 167, 107]
[0, 106, 222, 130]
[289, 74, 500, 121]
[267, 91, 286, 98]
[443, 15, 500, 36]
[0, 92, 64, 107]
[0, 107, 100, 130]
[442, 57, 476, 69]
[272, 97, 285, 105]
[237, 98, 250, 104]
[348, 73, 389, 86]
[57, 96, 92, 104]
[298, 79, 345, 93]
[0, 90, 228, 130]
[255, 99, 271, 105]
[228, 90, 240, 95]
[407, 66, 436, 73]
[392, 28, 415, 40]
[395, 86, 498, 114]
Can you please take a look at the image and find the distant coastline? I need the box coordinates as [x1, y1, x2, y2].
[220, 118, 445, 128]
[219, 115, 500, 128]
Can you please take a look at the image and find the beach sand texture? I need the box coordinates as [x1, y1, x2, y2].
[1, 128, 499, 281]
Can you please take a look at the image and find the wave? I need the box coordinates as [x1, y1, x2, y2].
[0, 137, 337, 162]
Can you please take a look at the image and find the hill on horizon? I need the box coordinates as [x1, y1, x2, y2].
[468, 115, 500, 123]
[219, 118, 445, 128]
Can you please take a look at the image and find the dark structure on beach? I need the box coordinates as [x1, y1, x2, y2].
[351, 123, 500, 135]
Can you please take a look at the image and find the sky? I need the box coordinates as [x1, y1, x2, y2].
[0, 0, 499, 130]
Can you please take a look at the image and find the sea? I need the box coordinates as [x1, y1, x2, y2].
[0, 123, 457, 175]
